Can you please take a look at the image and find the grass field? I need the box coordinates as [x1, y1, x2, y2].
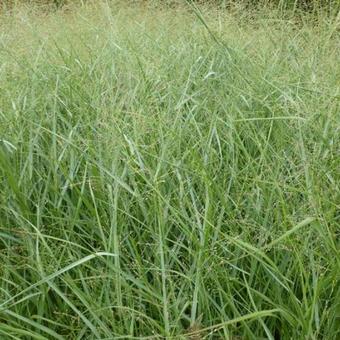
[0, 1, 339, 339]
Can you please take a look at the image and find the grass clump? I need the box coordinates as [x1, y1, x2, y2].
[0, 1, 339, 339]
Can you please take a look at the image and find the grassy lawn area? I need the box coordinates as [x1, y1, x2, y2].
[0, 1, 339, 338]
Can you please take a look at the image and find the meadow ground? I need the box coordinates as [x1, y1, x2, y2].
[0, 1, 339, 338]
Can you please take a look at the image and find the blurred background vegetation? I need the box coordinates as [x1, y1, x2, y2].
[1, 0, 339, 14]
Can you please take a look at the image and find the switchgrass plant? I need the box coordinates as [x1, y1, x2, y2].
[0, 1, 339, 338]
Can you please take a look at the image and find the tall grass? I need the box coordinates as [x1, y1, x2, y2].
[0, 1, 339, 338]
[2, 0, 340, 13]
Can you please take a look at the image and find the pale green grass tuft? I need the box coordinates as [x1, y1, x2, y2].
[0, 2, 339, 339]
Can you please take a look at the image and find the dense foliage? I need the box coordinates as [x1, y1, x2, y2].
[0, 1, 339, 339]
[1, 0, 340, 12]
